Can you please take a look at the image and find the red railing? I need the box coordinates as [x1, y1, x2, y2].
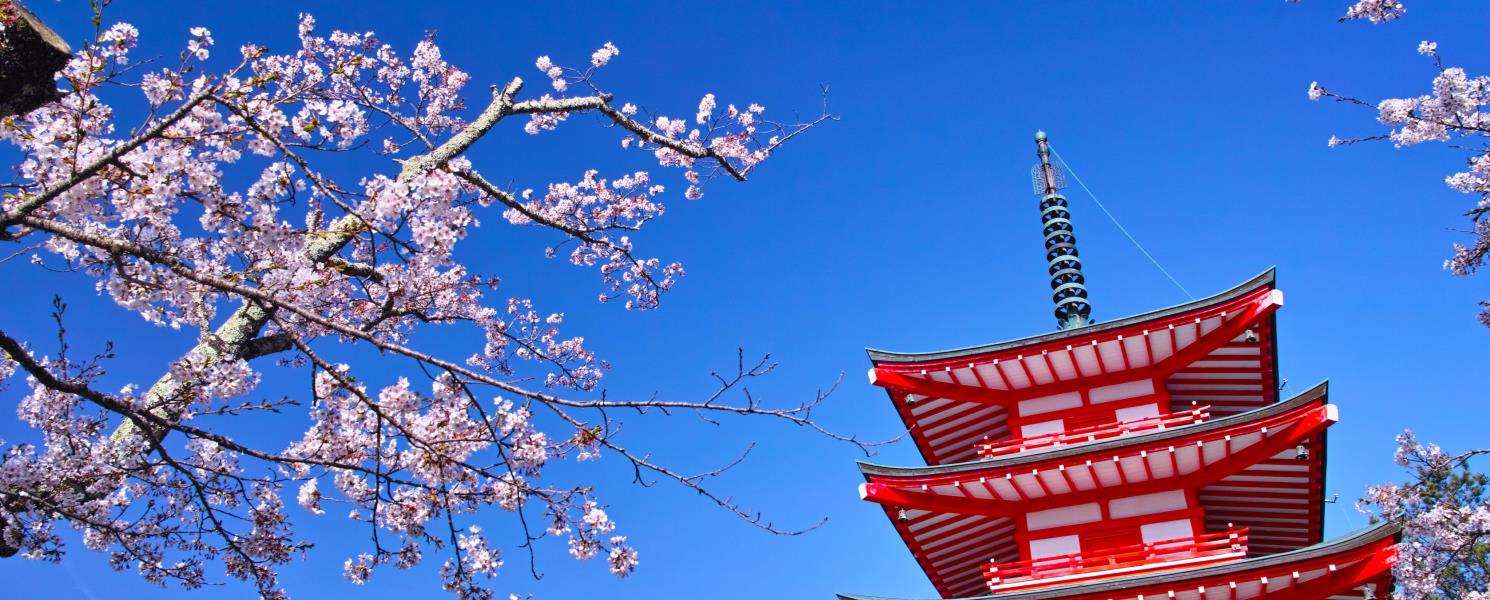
[985, 528, 1248, 588]
[976, 406, 1210, 459]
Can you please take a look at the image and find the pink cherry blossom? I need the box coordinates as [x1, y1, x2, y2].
[1359, 431, 1490, 599]
[696, 93, 716, 124]
[590, 42, 618, 67]
[1341, 0, 1406, 23]
[0, 8, 846, 599]
[1314, 6, 1490, 326]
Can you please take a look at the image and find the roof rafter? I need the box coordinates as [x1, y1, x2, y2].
[869, 290, 1283, 410]
[860, 402, 1334, 518]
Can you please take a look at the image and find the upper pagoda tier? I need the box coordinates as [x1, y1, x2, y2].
[867, 269, 1281, 466]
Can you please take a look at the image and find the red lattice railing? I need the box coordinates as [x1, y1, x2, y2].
[976, 406, 1210, 459]
[985, 528, 1248, 589]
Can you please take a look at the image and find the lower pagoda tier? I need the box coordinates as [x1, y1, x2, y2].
[858, 383, 1333, 597]
[838, 522, 1401, 600]
[865, 269, 1283, 467]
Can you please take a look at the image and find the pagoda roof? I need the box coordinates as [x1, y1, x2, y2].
[866, 268, 1275, 363]
[859, 381, 1326, 479]
[866, 269, 1282, 465]
[836, 521, 1399, 600]
[858, 384, 1331, 597]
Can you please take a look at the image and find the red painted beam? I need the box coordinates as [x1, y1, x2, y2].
[869, 368, 1009, 405]
[869, 291, 1283, 412]
[1236, 545, 1398, 600]
[861, 403, 1335, 517]
[970, 532, 1395, 600]
[1153, 291, 1282, 380]
[872, 285, 1275, 374]
[860, 482, 1017, 518]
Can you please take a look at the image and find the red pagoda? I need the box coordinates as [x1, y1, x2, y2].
[842, 132, 1399, 600]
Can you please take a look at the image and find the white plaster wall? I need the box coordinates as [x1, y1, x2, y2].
[1140, 518, 1195, 544]
[1108, 490, 1190, 519]
[1017, 391, 1083, 417]
[1028, 534, 1081, 560]
[1025, 502, 1102, 531]
[1020, 419, 1066, 438]
[1089, 379, 1155, 404]
[1114, 403, 1161, 422]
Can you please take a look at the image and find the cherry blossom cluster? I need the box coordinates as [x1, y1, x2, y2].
[525, 51, 821, 202]
[0, 10, 839, 600]
[504, 170, 682, 310]
[1312, 2, 1490, 325]
[1341, 0, 1406, 23]
[1359, 431, 1490, 599]
[1309, 5, 1490, 596]
[0, 3, 19, 31]
[280, 367, 625, 596]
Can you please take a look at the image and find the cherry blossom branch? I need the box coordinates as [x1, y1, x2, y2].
[0, 328, 448, 487]
[0, 15, 853, 598]
[0, 87, 212, 232]
[1309, 28, 1490, 326]
[20, 214, 885, 452]
[95, 76, 541, 444]
[1357, 430, 1490, 599]
[15, 213, 888, 542]
[395, 78, 524, 180]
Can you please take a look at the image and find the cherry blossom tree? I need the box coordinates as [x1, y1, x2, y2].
[1306, 3, 1490, 598]
[1309, 0, 1490, 326]
[1360, 433, 1490, 600]
[0, 6, 860, 599]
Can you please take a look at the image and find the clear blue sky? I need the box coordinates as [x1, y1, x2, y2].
[4, 1, 1489, 599]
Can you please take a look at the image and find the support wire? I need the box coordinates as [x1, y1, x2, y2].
[1048, 145, 1195, 300]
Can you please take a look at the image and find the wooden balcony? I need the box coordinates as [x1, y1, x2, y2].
[976, 406, 1210, 459]
[984, 528, 1248, 593]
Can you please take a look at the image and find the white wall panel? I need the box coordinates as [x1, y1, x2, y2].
[1018, 391, 1083, 417]
[1026, 502, 1102, 531]
[1090, 379, 1156, 404]
[1028, 534, 1081, 559]
[1020, 419, 1066, 438]
[1109, 490, 1190, 519]
[1115, 403, 1161, 422]
[1140, 518, 1195, 544]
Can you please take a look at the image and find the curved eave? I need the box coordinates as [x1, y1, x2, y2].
[860, 383, 1332, 597]
[835, 522, 1400, 600]
[859, 380, 1326, 480]
[865, 268, 1275, 364]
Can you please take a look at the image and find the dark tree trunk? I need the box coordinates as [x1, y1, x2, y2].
[0, 1, 70, 119]
[0, 0, 68, 557]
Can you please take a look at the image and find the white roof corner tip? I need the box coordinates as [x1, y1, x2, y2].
[1325, 404, 1340, 423]
[1269, 289, 1285, 306]
[857, 482, 871, 500]
[866, 368, 879, 385]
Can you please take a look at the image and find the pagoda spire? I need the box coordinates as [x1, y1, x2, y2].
[1032, 130, 1092, 330]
